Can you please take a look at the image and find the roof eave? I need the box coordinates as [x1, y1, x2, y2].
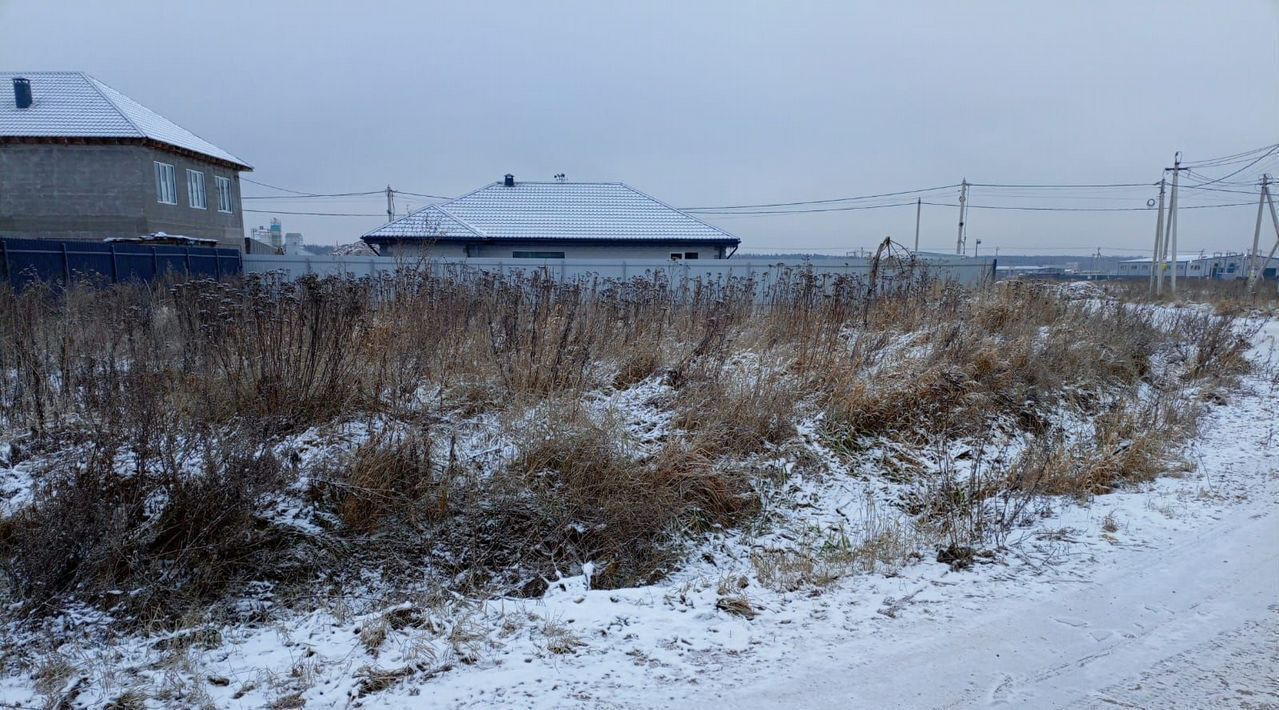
[0, 134, 252, 171]
[361, 235, 741, 246]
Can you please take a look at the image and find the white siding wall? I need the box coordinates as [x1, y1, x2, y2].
[377, 242, 468, 258]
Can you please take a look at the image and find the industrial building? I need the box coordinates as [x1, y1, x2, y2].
[1116, 252, 1278, 280]
[362, 175, 740, 259]
[0, 72, 251, 249]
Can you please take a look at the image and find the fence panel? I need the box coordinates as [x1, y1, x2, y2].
[0, 237, 242, 289]
[242, 254, 996, 288]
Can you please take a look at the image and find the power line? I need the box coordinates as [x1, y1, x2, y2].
[969, 181, 1154, 188]
[689, 200, 923, 215]
[691, 198, 1253, 218]
[241, 177, 452, 201]
[921, 200, 1254, 212]
[242, 208, 384, 216]
[242, 191, 384, 200]
[240, 177, 330, 196]
[1183, 145, 1279, 186]
[680, 184, 959, 211]
[1181, 142, 1279, 169]
[393, 189, 453, 200]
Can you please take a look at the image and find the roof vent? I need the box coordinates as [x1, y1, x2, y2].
[12, 77, 32, 109]
[503, 174, 515, 187]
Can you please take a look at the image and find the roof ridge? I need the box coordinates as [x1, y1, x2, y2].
[361, 203, 484, 239]
[616, 182, 738, 241]
[497, 181, 625, 185]
[78, 72, 145, 137]
[90, 74, 251, 168]
[434, 203, 486, 237]
[440, 181, 503, 206]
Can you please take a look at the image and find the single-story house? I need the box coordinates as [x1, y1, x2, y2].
[362, 175, 740, 260]
[0, 72, 251, 248]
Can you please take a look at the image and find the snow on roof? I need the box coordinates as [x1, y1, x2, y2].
[1121, 254, 1208, 263]
[365, 180, 740, 243]
[0, 71, 250, 169]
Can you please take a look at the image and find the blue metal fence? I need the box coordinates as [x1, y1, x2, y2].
[0, 237, 242, 290]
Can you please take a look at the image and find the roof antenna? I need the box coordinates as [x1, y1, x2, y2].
[554, 173, 566, 183]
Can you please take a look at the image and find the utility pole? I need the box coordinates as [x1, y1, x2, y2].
[914, 197, 922, 253]
[1249, 174, 1270, 284]
[1165, 153, 1183, 295]
[1151, 176, 1167, 295]
[955, 179, 969, 255]
[1254, 176, 1279, 292]
[386, 185, 395, 223]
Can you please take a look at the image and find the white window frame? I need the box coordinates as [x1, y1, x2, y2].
[186, 169, 207, 210]
[154, 162, 177, 204]
[215, 176, 234, 213]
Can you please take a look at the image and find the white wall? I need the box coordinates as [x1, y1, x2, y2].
[243, 254, 996, 287]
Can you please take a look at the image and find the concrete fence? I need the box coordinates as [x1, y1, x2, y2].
[242, 254, 997, 288]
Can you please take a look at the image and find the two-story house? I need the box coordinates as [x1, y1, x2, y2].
[0, 72, 252, 249]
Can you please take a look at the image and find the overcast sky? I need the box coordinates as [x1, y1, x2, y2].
[2, 0, 1276, 255]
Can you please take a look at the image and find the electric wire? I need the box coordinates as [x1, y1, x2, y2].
[679, 184, 959, 211]
[1182, 145, 1279, 187]
[243, 208, 385, 216]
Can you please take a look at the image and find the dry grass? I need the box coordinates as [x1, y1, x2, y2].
[1103, 277, 1279, 315]
[0, 266, 1259, 626]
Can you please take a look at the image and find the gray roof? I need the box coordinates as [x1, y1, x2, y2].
[0, 71, 250, 169]
[364, 180, 739, 243]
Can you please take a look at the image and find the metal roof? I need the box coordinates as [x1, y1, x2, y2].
[365, 180, 739, 244]
[1120, 254, 1207, 263]
[0, 71, 250, 169]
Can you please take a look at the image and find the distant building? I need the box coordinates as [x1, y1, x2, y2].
[1116, 252, 1277, 280]
[0, 72, 251, 248]
[362, 174, 740, 260]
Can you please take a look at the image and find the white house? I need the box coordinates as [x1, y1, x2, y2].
[361, 175, 740, 260]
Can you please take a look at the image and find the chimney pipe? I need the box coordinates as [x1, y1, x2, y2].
[503, 173, 514, 187]
[12, 77, 32, 109]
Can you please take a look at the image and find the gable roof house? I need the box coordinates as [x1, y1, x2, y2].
[0, 72, 252, 248]
[363, 175, 740, 260]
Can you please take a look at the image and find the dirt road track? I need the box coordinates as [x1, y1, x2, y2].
[701, 494, 1278, 709]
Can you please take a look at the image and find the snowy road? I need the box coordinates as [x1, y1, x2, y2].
[703, 496, 1279, 709]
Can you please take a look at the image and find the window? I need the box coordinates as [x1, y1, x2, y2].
[215, 176, 233, 213]
[154, 162, 177, 204]
[512, 251, 565, 259]
[186, 170, 207, 209]
[684, 252, 699, 260]
[670, 253, 683, 261]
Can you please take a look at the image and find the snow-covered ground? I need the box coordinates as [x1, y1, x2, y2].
[434, 320, 1279, 710]
[0, 315, 1275, 709]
